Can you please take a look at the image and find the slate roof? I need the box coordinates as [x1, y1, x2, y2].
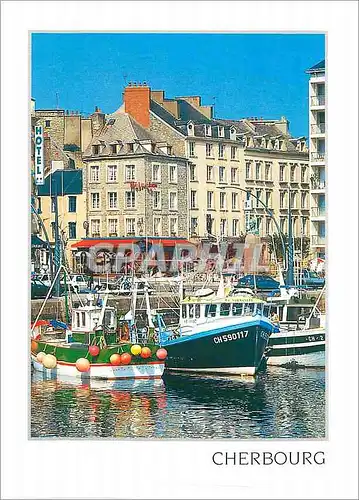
[306, 60, 325, 73]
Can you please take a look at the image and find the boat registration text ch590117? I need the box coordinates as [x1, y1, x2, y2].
[213, 331, 248, 344]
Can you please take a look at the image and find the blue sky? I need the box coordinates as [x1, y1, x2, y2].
[32, 33, 324, 138]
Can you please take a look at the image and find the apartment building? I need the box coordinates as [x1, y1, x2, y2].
[307, 60, 326, 259]
[122, 84, 310, 240]
[82, 107, 189, 239]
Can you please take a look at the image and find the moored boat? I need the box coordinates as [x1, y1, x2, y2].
[155, 293, 278, 376]
[31, 292, 167, 380]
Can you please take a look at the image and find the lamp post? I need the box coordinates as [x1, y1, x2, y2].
[218, 185, 288, 271]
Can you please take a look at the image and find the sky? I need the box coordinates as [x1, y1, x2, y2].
[32, 33, 325, 138]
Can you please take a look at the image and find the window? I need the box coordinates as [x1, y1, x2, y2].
[257, 216, 263, 235]
[190, 217, 198, 234]
[190, 191, 197, 209]
[169, 164, 177, 183]
[205, 125, 211, 136]
[125, 191, 136, 209]
[110, 144, 117, 154]
[108, 218, 118, 235]
[218, 143, 225, 159]
[219, 166, 226, 183]
[232, 192, 238, 210]
[153, 191, 161, 209]
[232, 219, 239, 236]
[153, 217, 161, 236]
[231, 146, 237, 160]
[37, 198, 42, 214]
[290, 192, 297, 209]
[280, 218, 286, 233]
[169, 191, 178, 210]
[220, 192, 226, 210]
[301, 192, 307, 209]
[125, 165, 136, 181]
[45, 120, 51, 127]
[92, 145, 100, 155]
[290, 165, 296, 182]
[126, 218, 136, 235]
[280, 192, 286, 209]
[266, 218, 271, 235]
[152, 164, 161, 182]
[231, 167, 238, 183]
[51, 197, 56, 213]
[91, 192, 100, 210]
[91, 219, 100, 236]
[301, 166, 307, 183]
[189, 142, 195, 157]
[256, 189, 262, 208]
[189, 164, 196, 181]
[127, 143, 134, 153]
[301, 217, 308, 235]
[245, 162, 251, 179]
[220, 219, 226, 236]
[206, 143, 213, 157]
[220, 303, 231, 317]
[255, 162, 261, 180]
[265, 191, 271, 207]
[107, 165, 117, 182]
[207, 165, 213, 181]
[91, 165, 100, 182]
[219, 126, 225, 138]
[108, 192, 118, 209]
[68, 196, 76, 213]
[68, 222, 76, 240]
[279, 164, 286, 182]
[265, 163, 272, 181]
[207, 191, 214, 209]
[169, 217, 177, 236]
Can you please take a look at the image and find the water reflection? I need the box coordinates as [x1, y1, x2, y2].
[31, 368, 325, 439]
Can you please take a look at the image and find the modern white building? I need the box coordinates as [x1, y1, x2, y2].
[307, 60, 326, 259]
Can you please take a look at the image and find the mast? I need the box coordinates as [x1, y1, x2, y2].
[286, 186, 294, 287]
[52, 183, 62, 297]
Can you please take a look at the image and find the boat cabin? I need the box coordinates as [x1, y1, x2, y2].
[180, 296, 267, 325]
[72, 295, 117, 335]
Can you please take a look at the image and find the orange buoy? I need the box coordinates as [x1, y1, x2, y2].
[120, 352, 132, 365]
[76, 358, 90, 372]
[110, 353, 122, 366]
[140, 347, 151, 359]
[31, 340, 39, 354]
[156, 348, 168, 360]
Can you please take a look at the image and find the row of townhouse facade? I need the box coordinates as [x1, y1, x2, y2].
[32, 78, 321, 271]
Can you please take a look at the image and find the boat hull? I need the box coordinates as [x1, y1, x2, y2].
[31, 356, 164, 380]
[266, 327, 325, 368]
[162, 319, 273, 376]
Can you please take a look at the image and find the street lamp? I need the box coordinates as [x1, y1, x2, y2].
[218, 185, 288, 271]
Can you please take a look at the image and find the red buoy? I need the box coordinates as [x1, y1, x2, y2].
[120, 352, 132, 365]
[156, 348, 168, 360]
[140, 347, 151, 359]
[89, 345, 100, 357]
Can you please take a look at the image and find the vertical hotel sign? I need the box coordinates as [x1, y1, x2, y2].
[34, 125, 44, 185]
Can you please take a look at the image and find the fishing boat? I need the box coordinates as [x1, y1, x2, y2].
[154, 291, 278, 376]
[265, 287, 325, 368]
[31, 290, 167, 380]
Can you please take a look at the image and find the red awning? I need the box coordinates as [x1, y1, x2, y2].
[71, 238, 193, 249]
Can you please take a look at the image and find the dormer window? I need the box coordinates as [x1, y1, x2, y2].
[230, 127, 236, 140]
[205, 125, 212, 137]
[274, 139, 280, 150]
[151, 143, 156, 153]
[218, 126, 225, 138]
[167, 145, 172, 155]
[187, 122, 195, 136]
[92, 145, 100, 155]
[127, 143, 134, 153]
[110, 144, 117, 154]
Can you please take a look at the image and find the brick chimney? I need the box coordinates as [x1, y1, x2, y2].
[124, 83, 150, 128]
[90, 106, 105, 136]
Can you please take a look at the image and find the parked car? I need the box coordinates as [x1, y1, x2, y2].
[31, 279, 66, 299]
[295, 270, 325, 289]
[62, 274, 90, 293]
[235, 274, 280, 292]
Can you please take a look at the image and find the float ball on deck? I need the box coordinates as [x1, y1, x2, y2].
[89, 345, 100, 357]
[36, 352, 46, 363]
[31, 340, 39, 354]
[156, 348, 168, 360]
[43, 354, 57, 369]
[130, 344, 142, 356]
[140, 347, 151, 359]
[76, 358, 90, 372]
[110, 354, 122, 366]
[120, 353, 132, 365]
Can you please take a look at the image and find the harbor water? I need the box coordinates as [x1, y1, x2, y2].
[31, 368, 325, 439]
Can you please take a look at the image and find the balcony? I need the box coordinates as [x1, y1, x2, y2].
[312, 235, 326, 246]
[311, 179, 326, 190]
[311, 123, 325, 134]
[311, 152, 325, 162]
[311, 95, 325, 107]
[311, 207, 326, 217]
